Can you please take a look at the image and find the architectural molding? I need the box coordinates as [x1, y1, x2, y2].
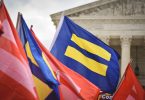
[74, 0, 145, 17]
[51, 0, 145, 19]
[53, 17, 145, 26]
[51, 0, 116, 18]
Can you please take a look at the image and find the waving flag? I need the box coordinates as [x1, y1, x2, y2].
[113, 64, 145, 100]
[0, 1, 37, 99]
[51, 16, 120, 94]
[30, 26, 100, 100]
[0, 20, 3, 34]
[17, 14, 59, 100]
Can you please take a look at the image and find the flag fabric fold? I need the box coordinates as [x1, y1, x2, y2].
[113, 64, 145, 100]
[0, 1, 37, 100]
[50, 16, 120, 94]
[17, 14, 60, 100]
[30, 25, 100, 100]
[0, 20, 4, 34]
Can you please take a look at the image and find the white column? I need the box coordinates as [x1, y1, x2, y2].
[120, 35, 132, 77]
[98, 35, 110, 45]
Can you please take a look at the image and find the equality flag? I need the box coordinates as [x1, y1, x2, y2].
[17, 14, 60, 100]
[50, 16, 120, 94]
[113, 64, 145, 100]
[30, 25, 100, 100]
[0, 1, 37, 99]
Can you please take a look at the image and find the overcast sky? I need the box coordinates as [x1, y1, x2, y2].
[4, 0, 97, 49]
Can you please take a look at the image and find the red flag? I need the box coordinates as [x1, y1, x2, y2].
[0, 20, 4, 34]
[30, 28, 100, 100]
[113, 64, 145, 100]
[0, 1, 37, 99]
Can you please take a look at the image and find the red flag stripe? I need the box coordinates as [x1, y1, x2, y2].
[0, 49, 36, 96]
[0, 1, 38, 99]
[0, 36, 33, 83]
[2, 20, 18, 47]
[0, 2, 27, 61]
[0, 36, 24, 63]
[58, 84, 81, 100]
[0, 70, 36, 100]
[113, 64, 145, 100]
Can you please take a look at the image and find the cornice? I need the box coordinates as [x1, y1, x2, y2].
[51, 0, 117, 19]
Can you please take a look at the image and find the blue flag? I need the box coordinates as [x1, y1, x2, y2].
[51, 16, 120, 94]
[17, 15, 60, 100]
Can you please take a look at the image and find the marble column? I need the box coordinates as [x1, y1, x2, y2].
[120, 35, 132, 77]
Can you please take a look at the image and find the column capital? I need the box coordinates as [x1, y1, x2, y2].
[97, 35, 110, 45]
[120, 35, 132, 45]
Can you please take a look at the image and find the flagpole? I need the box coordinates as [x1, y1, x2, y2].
[16, 12, 22, 30]
[30, 25, 33, 30]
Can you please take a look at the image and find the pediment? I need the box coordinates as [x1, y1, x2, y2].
[51, 0, 145, 19]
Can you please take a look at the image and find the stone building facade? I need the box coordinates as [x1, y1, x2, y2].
[51, 0, 145, 87]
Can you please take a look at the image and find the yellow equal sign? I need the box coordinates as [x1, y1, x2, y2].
[25, 42, 53, 100]
[65, 46, 107, 76]
[64, 34, 111, 76]
[71, 34, 111, 61]
[25, 42, 38, 66]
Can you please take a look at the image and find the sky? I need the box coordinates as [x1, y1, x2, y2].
[4, 0, 97, 49]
